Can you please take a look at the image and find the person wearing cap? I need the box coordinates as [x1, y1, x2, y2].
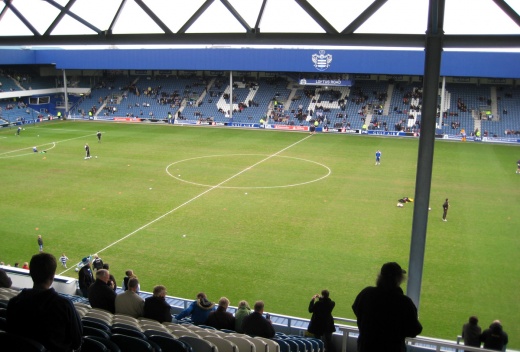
[352, 262, 422, 352]
[174, 292, 215, 325]
[78, 256, 94, 297]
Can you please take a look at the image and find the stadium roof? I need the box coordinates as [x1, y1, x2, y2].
[0, 0, 520, 49]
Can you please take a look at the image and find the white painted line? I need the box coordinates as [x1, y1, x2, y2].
[58, 134, 314, 275]
[166, 154, 331, 189]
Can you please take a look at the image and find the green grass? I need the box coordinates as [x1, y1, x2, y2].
[1, 121, 519, 348]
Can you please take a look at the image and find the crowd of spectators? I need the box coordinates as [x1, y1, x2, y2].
[0, 256, 512, 352]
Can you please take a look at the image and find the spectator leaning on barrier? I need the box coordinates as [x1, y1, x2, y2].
[480, 320, 508, 351]
[462, 315, 481, 349]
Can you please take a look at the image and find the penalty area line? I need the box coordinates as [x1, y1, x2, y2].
[58, 134, 313, 275]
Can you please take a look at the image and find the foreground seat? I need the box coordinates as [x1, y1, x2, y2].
[0, 331, 48, 352]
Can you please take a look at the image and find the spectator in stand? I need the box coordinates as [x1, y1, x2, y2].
[92, 254, 104, 271]
[462, 315, 481, 350]
[206, 297, 235, 330]
[480, 320, 508, 351]
[115, 277, 144, 318]
[102, 263, 117, 292]
[122, 269, 140, 291]
[234, 300, 251, 333]
[0, 267, 12, 288]
[78, 257, 94, 298]
[22, 262, 29, 270]
[174, 292, 215, 325]
[143, 285, 172, 323]
[241, 300, 275, 338]
[88, 269, 116, 313]
[352, 262, 422, 352]
[6, 253, 82, 352]
[307, 290, 336, 352]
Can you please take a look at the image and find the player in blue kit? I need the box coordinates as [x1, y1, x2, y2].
[375, 150, 382, 165]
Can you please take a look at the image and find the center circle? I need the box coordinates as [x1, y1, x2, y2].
[165, 154, 331, 189]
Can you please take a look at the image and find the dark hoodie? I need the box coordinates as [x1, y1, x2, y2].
[481, 322, 508, 351]
[6, 287, 83, 351]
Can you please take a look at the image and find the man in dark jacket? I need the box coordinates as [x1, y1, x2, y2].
[242, 300, 275, 338]
[206, 297, 235, 330]
[88, 269, 117, 313]
[480, 320, 508, 351]
[6, 253, 83, 352]
[352, 262, 422, 352]
[143, 285, 172, 323]
[307, 290, 336, 352]
[78, 257, 94, 297]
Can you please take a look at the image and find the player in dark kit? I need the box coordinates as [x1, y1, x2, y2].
[97, 131, 102, 142]
[442, 198, 449, 222]
[85, 143, 91, 159]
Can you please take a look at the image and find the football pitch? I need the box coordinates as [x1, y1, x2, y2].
[1, 121, 519, 348]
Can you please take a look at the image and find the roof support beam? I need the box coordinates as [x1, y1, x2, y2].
[294, 0, 338, 34]
[408, 0, 446, 313]
[342, 0, 387, 34]
[221, 0, 253, 33]
[108, 0, 127, 35]
[178, 0, 215, 34]
[254, 0, 268, 33]
[3, 0, 39, 36]
[44, 0, 101, 34]
[492, 0, 520, 28]
[134, 0, 173, 34]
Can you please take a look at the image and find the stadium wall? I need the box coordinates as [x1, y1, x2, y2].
[1, 48, 520, 78]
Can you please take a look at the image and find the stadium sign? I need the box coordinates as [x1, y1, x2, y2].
[298, 78, 353, 86]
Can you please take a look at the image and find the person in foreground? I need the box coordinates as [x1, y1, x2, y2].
[6, 253, 83, 352]
[241, 300, 276, 338]
[352, 262, 422, 352]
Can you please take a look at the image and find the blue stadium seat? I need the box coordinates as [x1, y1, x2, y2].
[82, 336, 109, 352]
[83, 326, 111, 339]
[86, 336, 121, 352]
[111, 334, 154, 352]
[149, 335, 193, 352]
